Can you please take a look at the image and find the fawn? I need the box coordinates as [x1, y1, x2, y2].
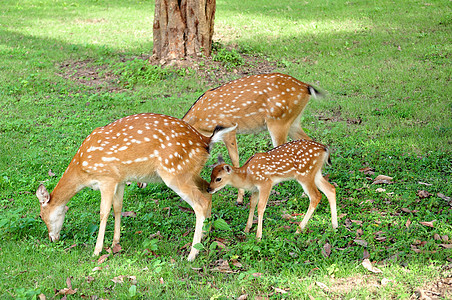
[183, 73, 322, 204]
[207, 139, 338, 239]
[36, 113, 235, 261]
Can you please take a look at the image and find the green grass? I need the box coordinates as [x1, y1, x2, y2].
[1, 0, 451, 298]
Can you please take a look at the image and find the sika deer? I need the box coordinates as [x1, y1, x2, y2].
[36, 113, 235, 261]
[183, 73, 322, 204]
[207, 140, 338, 239]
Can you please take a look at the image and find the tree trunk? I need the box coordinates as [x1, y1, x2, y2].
[152, 0, 216, 62]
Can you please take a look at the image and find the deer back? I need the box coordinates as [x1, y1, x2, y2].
[182, 73, 315, 135]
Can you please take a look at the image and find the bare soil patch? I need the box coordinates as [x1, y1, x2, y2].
[57, 51, 280, 92]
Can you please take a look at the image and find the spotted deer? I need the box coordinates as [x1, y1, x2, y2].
[36, 113, 235, 261]
[183, 73, 322, 204]
[207, 139, 338, 239]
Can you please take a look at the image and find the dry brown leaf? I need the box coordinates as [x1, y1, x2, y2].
[439, 244, 452, 249]
[442, 235, 449, 242]
[230, 259, 243, 268]
[97, 253, 110, 264]
[55, 277, 78, 296]
[252, 272, 263, 278]
[315, 281, 329, 290]
[48, 169, 55, 177]
[38, 294, 46, 300]
[354, 239, 368, 247]
[417, 190, 432, 198]
[281, 213, 293, 220]
[321, 243, 331, 258]
[375, 187, 386, 193]
[210, 259, 234, 273]
[362, 259, 383, 273]
[112, 243, 122, 254]
[406, 218, 412, 228]
[64, 243, 77, 252]
[237, 295, 248, 300]
[433, 233, 441, 240]
[121, 211, 137, 217]
[351, 220, 363, 226]
[437, 193, 451, 201]
[356, 228, 363, 236]
[419, 221, 435, 228]
[92, 266, 103, 272]
[359, 167, 375, 175]
[86, 276, 95, 283]
[272, 286, 288, 294]
[363, 249, 370, 259]
[159, 277, 164, 284]
[373, 175, 393, 184]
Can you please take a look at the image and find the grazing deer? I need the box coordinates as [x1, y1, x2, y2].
[36, 113, 235, 261]
[183, 73, 322, 204]
[207, 140, 338, 239]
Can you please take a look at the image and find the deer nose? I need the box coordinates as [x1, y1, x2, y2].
[206, 187, 213, 194]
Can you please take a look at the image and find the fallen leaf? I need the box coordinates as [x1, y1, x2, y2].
[86, 276, 95, 283]
[64, 243, 77, 252]
[38, 294, 46, 300]
[97, 253, 110, 264]
[442, 235, 449, 242]
[112, 243, 122, 254]
[373, 175, 393, 185]
[375, 188, 386, 193]
[111, 275, 137, 284]
[381, 278, 392, 286]
[178, 205, 194, 213]
[363, 249, 370, 259]
[159, 277, 164, 284]
[48, 169, 55, 177]
[121, 211, 137, 217]
[252, 272, 263, 278]
[321, 243, 331, 258]
[419, 221, 435, 228]
[418, 181, 432, 186]
[356, 228, 363, 236]
[230, 259, 243, 268]
[56, 277, 78, 296]
[362, 258, 382, 273]
[437, 193, 451, 202]
[417, 190, 432, 198]
[401, 208, 419, 213]
[315, 281, 329, 290]
[338, 213, 347, 219]
[237, 295, 248, 300]
[359, 167, 375, 175]
[434, 233, 441, 240]
[281, 213, 293, 220]
[272, 286, 288, 294]
[406, 219, 412, 228]
[354, 239, 368, 247]
[351, 220, 363, 226]
[92, 267, 103, 272]
[210, 259, 234, 273]
[439, 244, 452, 249]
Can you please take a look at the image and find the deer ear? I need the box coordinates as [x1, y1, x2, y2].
[224, 165, 232, 174]
[36, 184, 50, 205]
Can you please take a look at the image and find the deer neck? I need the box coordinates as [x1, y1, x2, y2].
[229, 166, 255, 191]
[49, 165, 82, 207]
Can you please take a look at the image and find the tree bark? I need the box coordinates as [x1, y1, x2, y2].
[153, 0, 216, 62]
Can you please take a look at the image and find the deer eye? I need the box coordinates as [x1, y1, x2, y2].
[215, 177, 222, 182]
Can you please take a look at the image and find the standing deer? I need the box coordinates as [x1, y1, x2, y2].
[207, 139, 338, 239]
[36, 113, 235, 261]
[183, 73, 322, 204]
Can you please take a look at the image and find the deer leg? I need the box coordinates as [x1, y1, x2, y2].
[93, 182, 116, 256]
[267, 120, 290, 147]
[244, 191, 259, 233]
[315, 172, 338, 229]
[297, 179, 322, 233]
[163, 174, 212, 261]
[288, 122, 311, 141]
[111, 183, 125, 248]
[256, 184, 272, 240]
[223, 131, 245, 205]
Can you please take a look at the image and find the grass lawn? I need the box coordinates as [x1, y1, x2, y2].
[0, 0, 451, 299]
